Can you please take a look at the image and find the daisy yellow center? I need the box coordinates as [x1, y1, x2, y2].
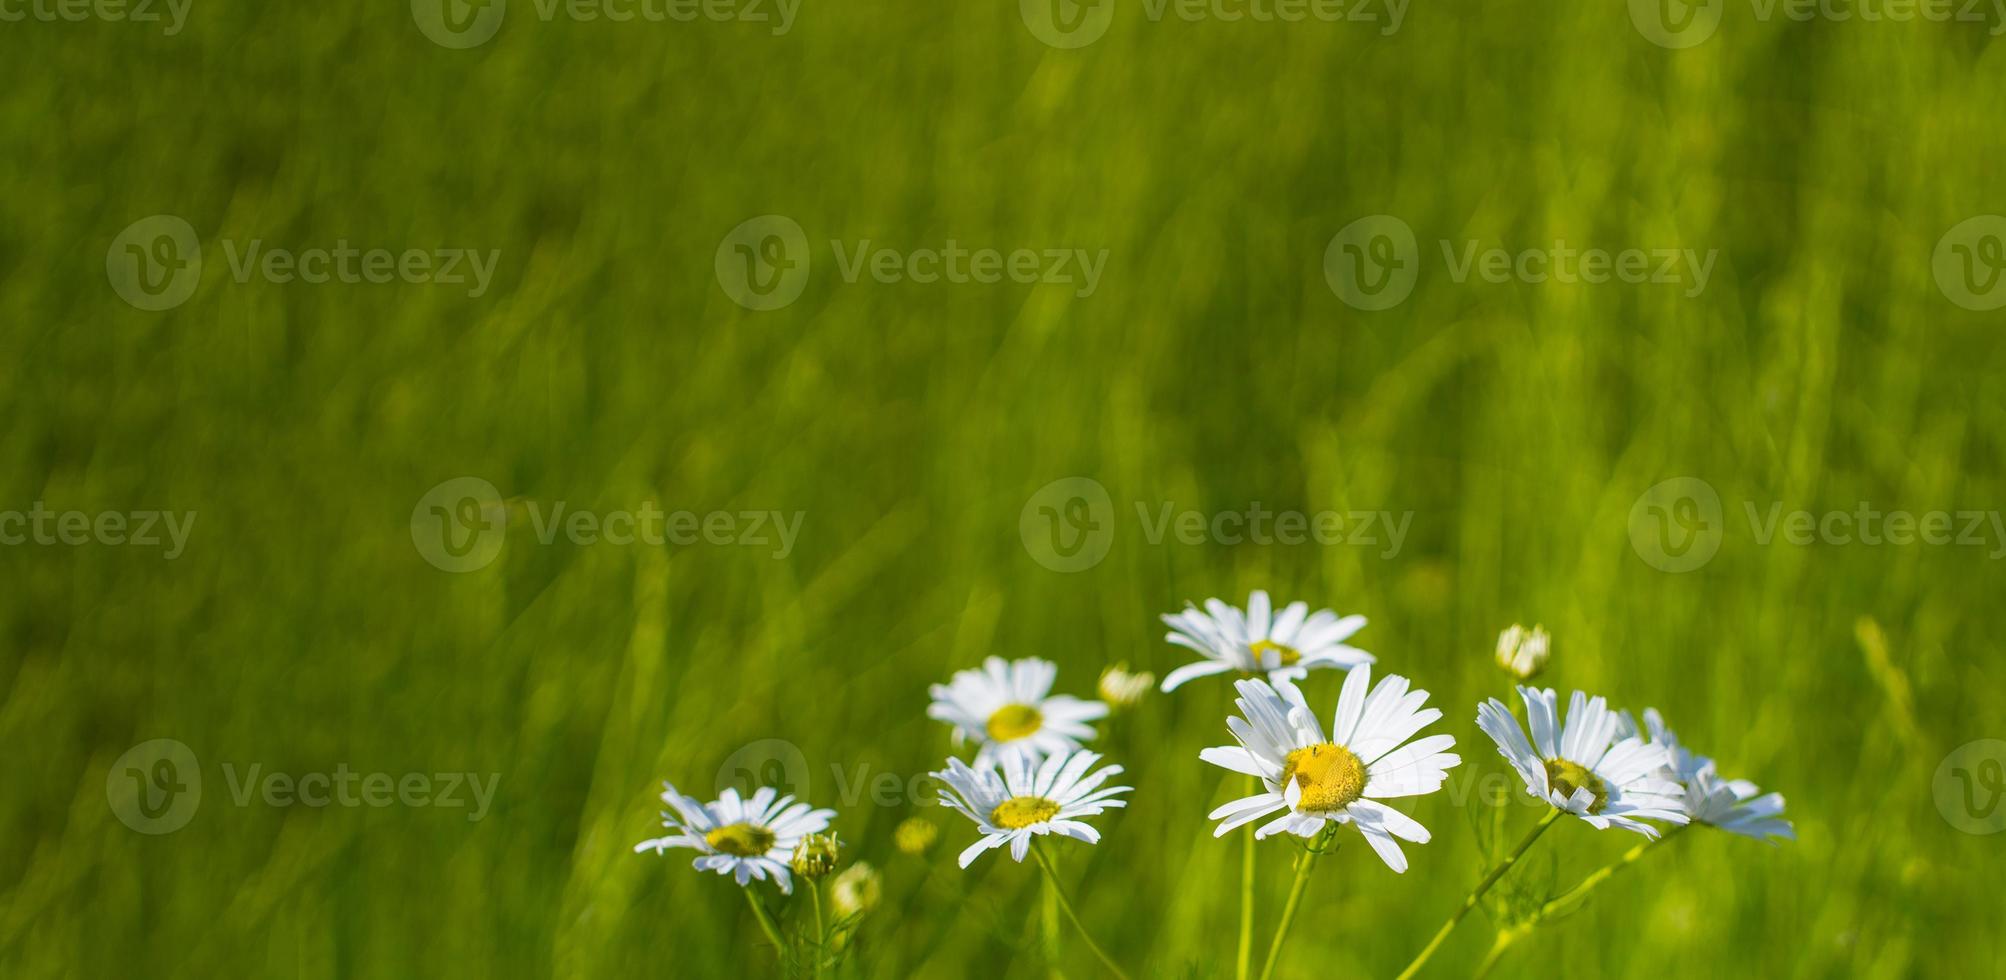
[986, 704, 1044, 741]
[1250, 639, 1301, 667]
[1279, 742, 1367, 812]
[705, 822, 776, 857]
[1544, 758, 1609, 813]
[990, 795, 1061, 829]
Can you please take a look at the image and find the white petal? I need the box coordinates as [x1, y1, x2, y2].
[1355, 825, 1409, 873]
[958, 834, 1006, 868]
[1348, 799, 1431, 843]
[1331, 662, 1373, 745]
[1247, 590, 1272, 640]
[1160, 659, 1233, 692]
[1200, 745, 1269, 778]
[1521, 687, 1561, 759]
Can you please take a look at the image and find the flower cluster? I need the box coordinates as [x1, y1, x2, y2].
[631, 593, 1794, 978]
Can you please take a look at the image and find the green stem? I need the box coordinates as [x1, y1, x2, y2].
[742, 887, 786, 961]
[1535, 824, 1684, 922]
[1030, 843, 1131, 980]
[1393, 808, 1563, 980]
[1237, 771, 1257, 980]
[1255, 828, 1338, 980]
[1042, 874, 1063, 979]
[809, 881, 827, 980]
[1473, 824, 1688, 979]
[1471, 928, 1522, 980]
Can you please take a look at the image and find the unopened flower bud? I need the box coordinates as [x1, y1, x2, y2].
[1098, 663, 1154, 710]
[790, 832, 840, 880]
[1495, 624, 1551, 681]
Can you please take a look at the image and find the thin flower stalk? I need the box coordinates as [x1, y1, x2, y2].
[1031, 844, 1131, 980]
[1393, 807, 1562, 980]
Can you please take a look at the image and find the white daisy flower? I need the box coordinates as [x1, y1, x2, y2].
[1630, 708, 1795, 843]
[633, 782, 835, 894]
[932, 749, 1132, 868]
[1477, 687, 1689, 838]
[928, 657, 1109, 766]
[1198, 669, 1459, 873]
[1159, 590, 1374, 692]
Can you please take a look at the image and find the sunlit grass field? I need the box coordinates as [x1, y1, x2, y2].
[5, 2, 2006, 977]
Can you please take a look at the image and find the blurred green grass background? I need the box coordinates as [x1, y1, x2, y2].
[5, 2, 2006, 977]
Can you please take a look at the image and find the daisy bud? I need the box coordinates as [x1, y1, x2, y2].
[1097, 663, 1154, 710]
[830, 861, 882, 918]
[789, 833, 840, 880]
[893, 817, 938, 855]
[1495, 624, 1551, 681]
